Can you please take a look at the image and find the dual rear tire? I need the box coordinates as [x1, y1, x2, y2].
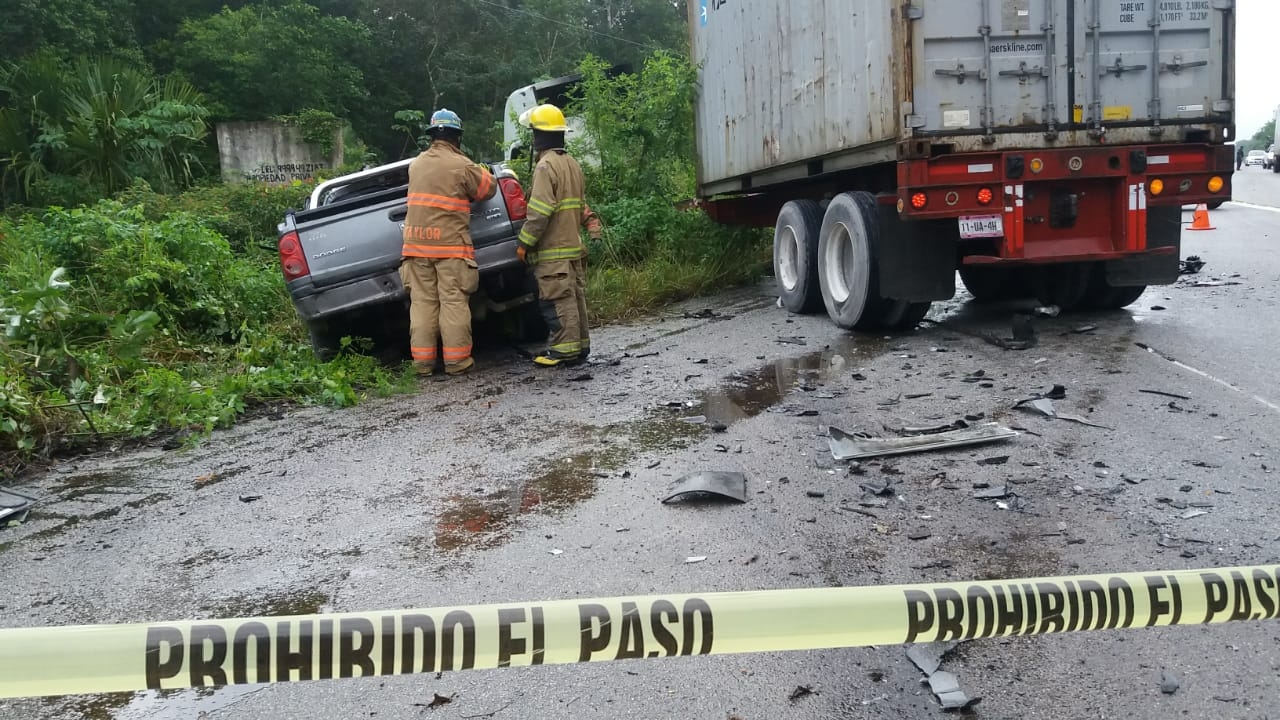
[773, 193, 930, 332]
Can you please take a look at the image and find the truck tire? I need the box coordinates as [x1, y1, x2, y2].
[1032, 263, 1091, 312]
[958, 266, 1031, 302]
[308, 320, 342, 362]
[816, 191, 906, 330]
[774, 200, 824, 314]
[1082, 266, 1147, 310]
[1207, 199, 1226, 208]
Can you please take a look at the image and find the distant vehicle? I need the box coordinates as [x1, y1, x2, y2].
[1246, 150, 1267, 167]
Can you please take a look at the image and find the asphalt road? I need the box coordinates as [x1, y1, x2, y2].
[4, 171, 1280, 719]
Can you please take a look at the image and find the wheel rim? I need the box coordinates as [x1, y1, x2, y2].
[824, 221, 856, 304]
[778, 225, 800, 292]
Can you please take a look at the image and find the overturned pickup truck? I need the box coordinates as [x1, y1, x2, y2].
[277, 159, 537, 359]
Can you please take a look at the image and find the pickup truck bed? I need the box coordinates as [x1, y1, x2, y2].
[278, 158, 535, 359]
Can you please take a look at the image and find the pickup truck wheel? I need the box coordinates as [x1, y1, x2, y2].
[774, 200, 824, 314]
[308, 321, 342, 362]
[1032, 263, 1091, 311]
[817, 191, 892, 330]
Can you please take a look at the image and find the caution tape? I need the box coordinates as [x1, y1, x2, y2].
[2, 565, 1279, 699]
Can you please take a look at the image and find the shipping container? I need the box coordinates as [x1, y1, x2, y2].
[690, 0, 1236, 329]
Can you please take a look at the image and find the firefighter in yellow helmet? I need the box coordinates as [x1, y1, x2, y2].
[400, 108, 496, 376]
[516, 103, 595, 366]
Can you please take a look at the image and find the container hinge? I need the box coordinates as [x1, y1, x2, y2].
[904, 4, 923, 20]
[936, 64, 986, 84]
[1100, 57, 1148, 77]
[1160, 56, 1209, 74]
[905, 114, 927, 129]
[1211, 0, 1233, 9]
[998, 62, 1049, 81]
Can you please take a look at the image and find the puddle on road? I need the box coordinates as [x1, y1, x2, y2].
[59, 683, 264, 720]
[432, 445, 630, 553]
[428, 335, 893, 555]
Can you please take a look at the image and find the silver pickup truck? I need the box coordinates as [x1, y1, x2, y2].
[276, 158, 535, 359]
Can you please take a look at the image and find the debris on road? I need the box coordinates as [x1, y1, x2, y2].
[789, 685, 816, 702]
[568, 373, 593, 382]
[860, 478, 896, 496]
[976, 455, 1010, 466]
[1140, 389, 1192, 401]
[828, 424, 1018, 461]
[886, 420, 969, 436]
[238, 495, 262, 503]
[906, 643, 980, 711]
[685, 556, 707, 564]
[776, 336, 807, 346]
[1180, 256, 1205, 274]
[1072, 324, 1098, 334]
[1013, 397, 1111, 429]
[1180, 509, 1209, 520]
[0, 487, 37, 524]
[806, 490, 826, 498]
[973, 485, 1010, 499]
[679, 415, 707, 424]
[1160, 671, 1181, 695]
[660, 472, 748, 504]
[425, 693, 454, 708]
[1034, 305, 1061, 318]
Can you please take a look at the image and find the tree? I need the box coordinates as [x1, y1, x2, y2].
[0, 0, 139, 61]
[0, 55, 209, 204]
[1248, 119, 1275, 151]
[173, 1, 372, 120]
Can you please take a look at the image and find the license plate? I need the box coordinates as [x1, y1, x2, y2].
[958, 214, 1004, 239]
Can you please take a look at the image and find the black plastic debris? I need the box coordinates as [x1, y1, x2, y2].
[238, 495, 263, 503]
[1179, 256, 1205, 274]
[1013, 397, 1110, 429]
[0, 487, 36, 524]
[660, 472, 748, 504]
[788, 685, 816, 702]
[976, 455, 1010, 466]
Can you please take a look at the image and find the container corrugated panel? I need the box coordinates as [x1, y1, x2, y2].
[689, 0, 902, 194]
[692, 0, 1234, 194]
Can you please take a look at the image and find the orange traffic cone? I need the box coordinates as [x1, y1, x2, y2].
[1187, 203, 1215, 231]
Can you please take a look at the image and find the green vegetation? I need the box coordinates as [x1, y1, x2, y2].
[0, 7, 772, 473]
[1247, 119, 1276, 152]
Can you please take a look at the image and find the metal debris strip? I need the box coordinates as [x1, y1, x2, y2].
[827, 424, 1018, 461]
[0, 487, 36, 524]
[1013, 397, 1111, 429]
[660, 472, 748, 504]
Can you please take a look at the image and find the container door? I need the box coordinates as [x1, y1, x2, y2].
[1075, 0, 1231, 129]
[914, 0, 1072, 135]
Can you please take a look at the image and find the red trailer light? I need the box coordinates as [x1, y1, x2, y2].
[910, 192, 928, 209]
[976, 187, 994, 205]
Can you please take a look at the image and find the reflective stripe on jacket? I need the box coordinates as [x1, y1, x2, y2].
[517, 149, 588, 263]
[402, 141, 496, 259]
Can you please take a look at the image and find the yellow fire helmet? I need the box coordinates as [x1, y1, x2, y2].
[518, 103, 569, 132]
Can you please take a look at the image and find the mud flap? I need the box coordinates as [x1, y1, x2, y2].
[875, 205, 957, 303]
[1104, 205, 1181, 287]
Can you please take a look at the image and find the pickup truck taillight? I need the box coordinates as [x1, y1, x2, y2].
[498, 177, 527, 221]
[278, 230, 311, 281]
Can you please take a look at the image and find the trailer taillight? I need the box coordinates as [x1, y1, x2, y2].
[499, 177, 527, 221]
[976, 188, 994, 206]
[1149, 179, 1165, 196]
[278, 231, 311, 281]
[1208, 176, 1224, 193]
[910, 192, 928, 210]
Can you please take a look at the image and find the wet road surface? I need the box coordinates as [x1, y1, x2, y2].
[4, 171, 1280, 719]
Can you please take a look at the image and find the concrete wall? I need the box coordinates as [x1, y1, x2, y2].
[215, 120, 344, 184]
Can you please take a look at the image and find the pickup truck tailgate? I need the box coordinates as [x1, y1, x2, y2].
[293, 182, 516, 290]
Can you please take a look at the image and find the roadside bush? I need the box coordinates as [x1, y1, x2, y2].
[0, 202, 406, 473]
[115, 179, 314, 253]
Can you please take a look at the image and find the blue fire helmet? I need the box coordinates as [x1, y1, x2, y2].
[428, 108, 463, 133]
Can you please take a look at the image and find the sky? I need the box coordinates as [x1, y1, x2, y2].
[1236, 0, 1276, 140]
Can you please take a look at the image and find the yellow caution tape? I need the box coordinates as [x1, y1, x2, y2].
[2, 565, 1278, 699]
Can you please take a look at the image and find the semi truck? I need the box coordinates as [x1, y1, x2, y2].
[689, 0, 1235, 328]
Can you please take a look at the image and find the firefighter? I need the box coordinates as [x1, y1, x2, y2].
[516, 103, 596, 366]
[400, 108, 496, 376]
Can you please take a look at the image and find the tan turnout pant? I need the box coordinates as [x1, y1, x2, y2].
[400, 256, 479, 369]
[535, 259, 590, 359]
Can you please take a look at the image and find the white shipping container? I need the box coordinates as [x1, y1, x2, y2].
[690, 0, 1235, 196]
